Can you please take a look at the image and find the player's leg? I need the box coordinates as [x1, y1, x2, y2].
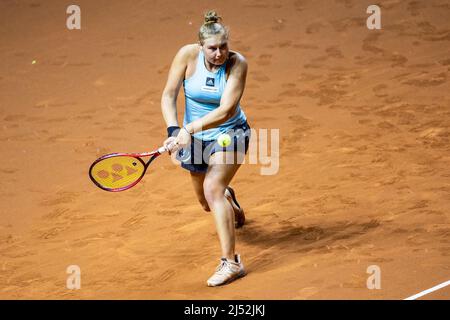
[203, 152, 242, 260]
[203, 152, 247, 286]
[190, 171, 210, 212]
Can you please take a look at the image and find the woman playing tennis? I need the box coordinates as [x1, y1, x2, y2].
[161, 10, 251, 287]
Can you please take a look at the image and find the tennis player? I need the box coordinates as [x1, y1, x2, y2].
[161, 10, 251, 286]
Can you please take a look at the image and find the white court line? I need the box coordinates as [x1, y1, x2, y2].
[404, 280, 450, 300]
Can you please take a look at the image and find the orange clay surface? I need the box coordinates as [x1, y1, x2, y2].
[0, 0, 449, 299]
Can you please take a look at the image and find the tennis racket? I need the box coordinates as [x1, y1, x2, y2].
[89, 146, 168, 192]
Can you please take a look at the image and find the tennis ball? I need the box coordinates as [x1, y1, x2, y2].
[217, 133, 232, 147]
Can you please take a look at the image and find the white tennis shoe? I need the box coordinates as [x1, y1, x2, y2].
[207, 254, 246, 287]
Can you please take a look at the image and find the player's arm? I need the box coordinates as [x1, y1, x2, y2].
[161, 46, 190, 128]
[185, 54, 248, 134]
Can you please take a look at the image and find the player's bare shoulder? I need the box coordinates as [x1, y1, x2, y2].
[229, 51, 247, 67]
[177, 44, 201, 63]
[227, 51, 248, 76]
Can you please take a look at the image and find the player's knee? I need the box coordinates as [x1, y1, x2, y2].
[203, 180, 225, 206]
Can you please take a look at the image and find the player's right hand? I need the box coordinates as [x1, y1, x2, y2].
[163, 137, 178, 155]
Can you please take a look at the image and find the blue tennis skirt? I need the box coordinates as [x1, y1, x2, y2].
[177, 121, 251, 173]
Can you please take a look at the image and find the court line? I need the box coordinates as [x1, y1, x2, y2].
[404, 280, 450, 300]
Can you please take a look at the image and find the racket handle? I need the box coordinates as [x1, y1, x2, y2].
[160, 140, 179, 154]
[158, 146, 168, 154]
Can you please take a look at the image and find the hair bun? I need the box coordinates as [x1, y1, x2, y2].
[204, 10, 221, 24]
[198, 10, 228, 44]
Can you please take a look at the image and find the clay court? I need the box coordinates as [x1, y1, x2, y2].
[0, 0, 449, 299]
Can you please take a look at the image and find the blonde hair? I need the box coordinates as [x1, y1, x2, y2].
[198, 10, 229, 45]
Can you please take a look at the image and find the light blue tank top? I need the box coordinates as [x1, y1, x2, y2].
[183, 49, 247, 141]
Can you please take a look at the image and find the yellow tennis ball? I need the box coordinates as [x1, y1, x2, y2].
[217, 133, 232, 147]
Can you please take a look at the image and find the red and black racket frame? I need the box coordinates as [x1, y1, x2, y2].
[88, 147, 166, 192]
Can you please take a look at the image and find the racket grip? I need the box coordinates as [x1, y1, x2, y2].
[158, 146, 168, 154]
